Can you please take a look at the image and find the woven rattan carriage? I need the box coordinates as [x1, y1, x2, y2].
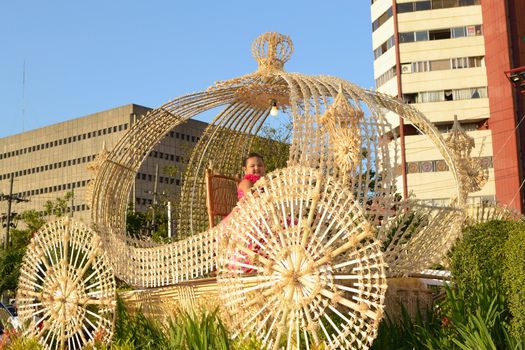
[15, 32, 490, 350]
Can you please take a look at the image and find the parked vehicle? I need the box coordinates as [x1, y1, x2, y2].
[0, 302, 20, 332]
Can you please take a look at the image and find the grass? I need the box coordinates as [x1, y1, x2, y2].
[94, 297, 245, 350]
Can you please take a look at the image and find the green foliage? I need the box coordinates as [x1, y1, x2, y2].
[381, 209, 427, 252]
[371, 305, 443, 350]
[0, 248, 25, 296]
[251, 123, 291, 173]
[450, 219, 525, 337]
[111, 297, 232, 349]
[0, 194, 72, 296]
[125, 200, 174, 243]
[442, 278, 509, 349]
[449, 220, 521, 290]
[43, 191, 73, 217]
[374, 217, 525, 350]
[0, 328, 43, 350]
[0, 211, 46, 295]
[503, 225, 525, 336]
[373, 275, 523, 349]
[125, 205, 148, 238]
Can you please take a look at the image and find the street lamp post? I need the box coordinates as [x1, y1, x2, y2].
[505, 66, 525, 94]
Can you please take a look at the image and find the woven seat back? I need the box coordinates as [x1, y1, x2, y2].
[205, 168, 239, 228]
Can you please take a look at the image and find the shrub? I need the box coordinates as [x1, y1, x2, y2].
[449, 220, 519, 290]
[449, 219, 525, 337]
[371, 275, 521, 349]
[503, 225, 525, 336]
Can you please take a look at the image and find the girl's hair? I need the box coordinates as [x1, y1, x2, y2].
[243, 152, 264, 167]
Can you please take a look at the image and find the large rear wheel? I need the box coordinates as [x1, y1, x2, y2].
[217, 166, 387, 350]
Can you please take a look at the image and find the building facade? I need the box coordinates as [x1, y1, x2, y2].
[371, 0, 525, 211]
[0, 104, 207, 229]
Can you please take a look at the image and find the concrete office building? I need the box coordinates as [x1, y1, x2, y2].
[0, 104, 207, 228]
[371, 0, 525, 211]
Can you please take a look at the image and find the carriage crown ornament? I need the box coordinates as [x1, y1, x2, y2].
[16, 32, 475, 350]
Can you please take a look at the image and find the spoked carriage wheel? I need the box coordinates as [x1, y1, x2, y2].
[217, 166, 387, 350]
[16, 217, 116, 350]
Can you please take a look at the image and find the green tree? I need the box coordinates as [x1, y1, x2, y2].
[0, 192, 72, 297]
[251, 121, 291, 173]
[43, 191, 73, 217]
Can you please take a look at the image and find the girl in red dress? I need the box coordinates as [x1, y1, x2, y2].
[237, 152, 266, 200]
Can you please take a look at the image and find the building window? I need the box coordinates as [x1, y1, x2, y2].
[405, 56, 484, 73]
[411, 61, 430, 73]
[429, 28, 451, 40]
[404, 87, 487, 104]
[430, 59, 450, 71]
[403, 93, 417, 104]
[399, 32, 414, 43]
[399, 25, 481, 45]
[397, 0, 480, 13]
[375, 66, 397, 88]
[397, 2, 414, 13]
[372, 7, 392, 32]
[373, 35, 395, 59]
[415, 1, 431, 10]
[452, 27, 466, 38]
[468, 25, 482, 36]
[415, 31, 429, 41]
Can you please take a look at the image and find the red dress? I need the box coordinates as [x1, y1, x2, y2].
[230, 173, 261, 273]
[237, 173, 261, 200]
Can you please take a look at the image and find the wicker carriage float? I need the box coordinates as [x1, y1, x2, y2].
[15, 32, 489, 350]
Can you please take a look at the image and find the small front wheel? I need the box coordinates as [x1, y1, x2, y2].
[16, 217, 116, 350]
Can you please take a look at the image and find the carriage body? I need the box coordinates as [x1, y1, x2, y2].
[16, 33, 482, 350]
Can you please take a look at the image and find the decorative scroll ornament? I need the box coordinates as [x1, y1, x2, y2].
[446, 116, 488, 196]
[320, 90, 363, 173]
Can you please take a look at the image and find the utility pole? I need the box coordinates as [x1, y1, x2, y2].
[1, 174, 29, 249]
[152, 163, 159, 231]
[70, 187, 75, 217]
[167, 201, 172, 238]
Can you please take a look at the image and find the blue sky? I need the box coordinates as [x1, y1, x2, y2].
[0, 1, 374, 138]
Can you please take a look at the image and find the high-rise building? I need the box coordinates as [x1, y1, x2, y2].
[0, 104, 207, 229]
[371, 0, 525, 212]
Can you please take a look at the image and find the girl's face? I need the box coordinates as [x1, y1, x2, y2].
[244, 156, 266, 176]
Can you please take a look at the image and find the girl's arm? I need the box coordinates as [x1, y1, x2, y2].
[238, 179, 253, 195]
